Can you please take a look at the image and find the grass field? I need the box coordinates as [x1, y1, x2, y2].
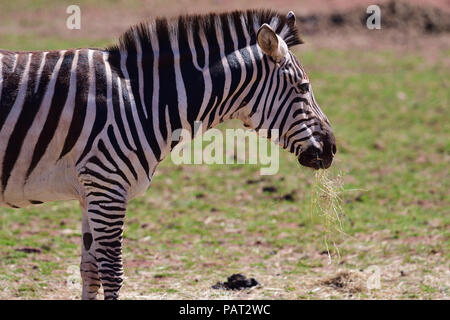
[0, 1, 449, 299]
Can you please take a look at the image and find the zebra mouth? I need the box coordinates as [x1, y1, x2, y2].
[298, 154, 327, 170]
[298, 126, 336, 170]
[298, 146, 332, 170]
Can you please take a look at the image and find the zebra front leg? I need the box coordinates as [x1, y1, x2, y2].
[85, 190, 127, 300]
[80, 205, 101, 300]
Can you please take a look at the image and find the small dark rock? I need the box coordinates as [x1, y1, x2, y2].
[330, 13, 345, 26]
[279, 192, 296, 202]
[262, 186, 277, 193]
[212, 274, 259, 290]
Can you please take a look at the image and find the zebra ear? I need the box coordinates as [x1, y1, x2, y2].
[286, 11, 296, 27]
[257, 23, 281, 60]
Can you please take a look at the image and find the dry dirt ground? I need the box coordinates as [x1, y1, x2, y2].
[1, 0, 450, 43]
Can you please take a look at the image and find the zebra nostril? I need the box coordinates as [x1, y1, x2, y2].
[332, 144, 337, 155]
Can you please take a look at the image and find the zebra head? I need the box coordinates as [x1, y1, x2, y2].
[244, 12, 336, 170]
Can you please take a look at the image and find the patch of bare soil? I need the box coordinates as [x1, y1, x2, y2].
[322, 271, 367, 294]
[1, 0, 449, 55]
[14, 247, 42, 254]
[292, 0, 450, 61]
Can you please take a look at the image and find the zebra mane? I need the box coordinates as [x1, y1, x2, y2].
[107, 9, 303, 53]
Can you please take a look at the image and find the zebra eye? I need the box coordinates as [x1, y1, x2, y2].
[298, 83, 309, 93]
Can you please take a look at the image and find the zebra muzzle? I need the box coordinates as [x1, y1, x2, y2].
[298, 130, 336, 170]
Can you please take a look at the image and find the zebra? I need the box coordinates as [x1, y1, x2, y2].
[0, 9, 336, 299]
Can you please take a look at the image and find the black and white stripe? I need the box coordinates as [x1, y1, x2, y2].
[0, 9, 334, 299]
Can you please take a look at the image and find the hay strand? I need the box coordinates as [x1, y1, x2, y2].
[310, 169, 346, 263]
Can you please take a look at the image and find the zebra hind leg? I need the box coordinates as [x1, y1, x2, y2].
[80, 205, 101, 300]
[84, 187, 127, 300]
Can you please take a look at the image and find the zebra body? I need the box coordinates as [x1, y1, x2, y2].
[0, 10, 336, 299]
[0, 49, 152, 208]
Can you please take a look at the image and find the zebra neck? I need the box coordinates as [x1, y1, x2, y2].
[107, 41, 263, 162]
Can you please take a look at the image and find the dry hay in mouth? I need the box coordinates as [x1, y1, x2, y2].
[310, 169, 346, 263]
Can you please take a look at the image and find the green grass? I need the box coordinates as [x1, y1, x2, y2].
[0, 12, 449, 299]
[0, 34, 112, 51]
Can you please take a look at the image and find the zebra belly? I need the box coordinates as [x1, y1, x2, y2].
[0, 157, 81, 208]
